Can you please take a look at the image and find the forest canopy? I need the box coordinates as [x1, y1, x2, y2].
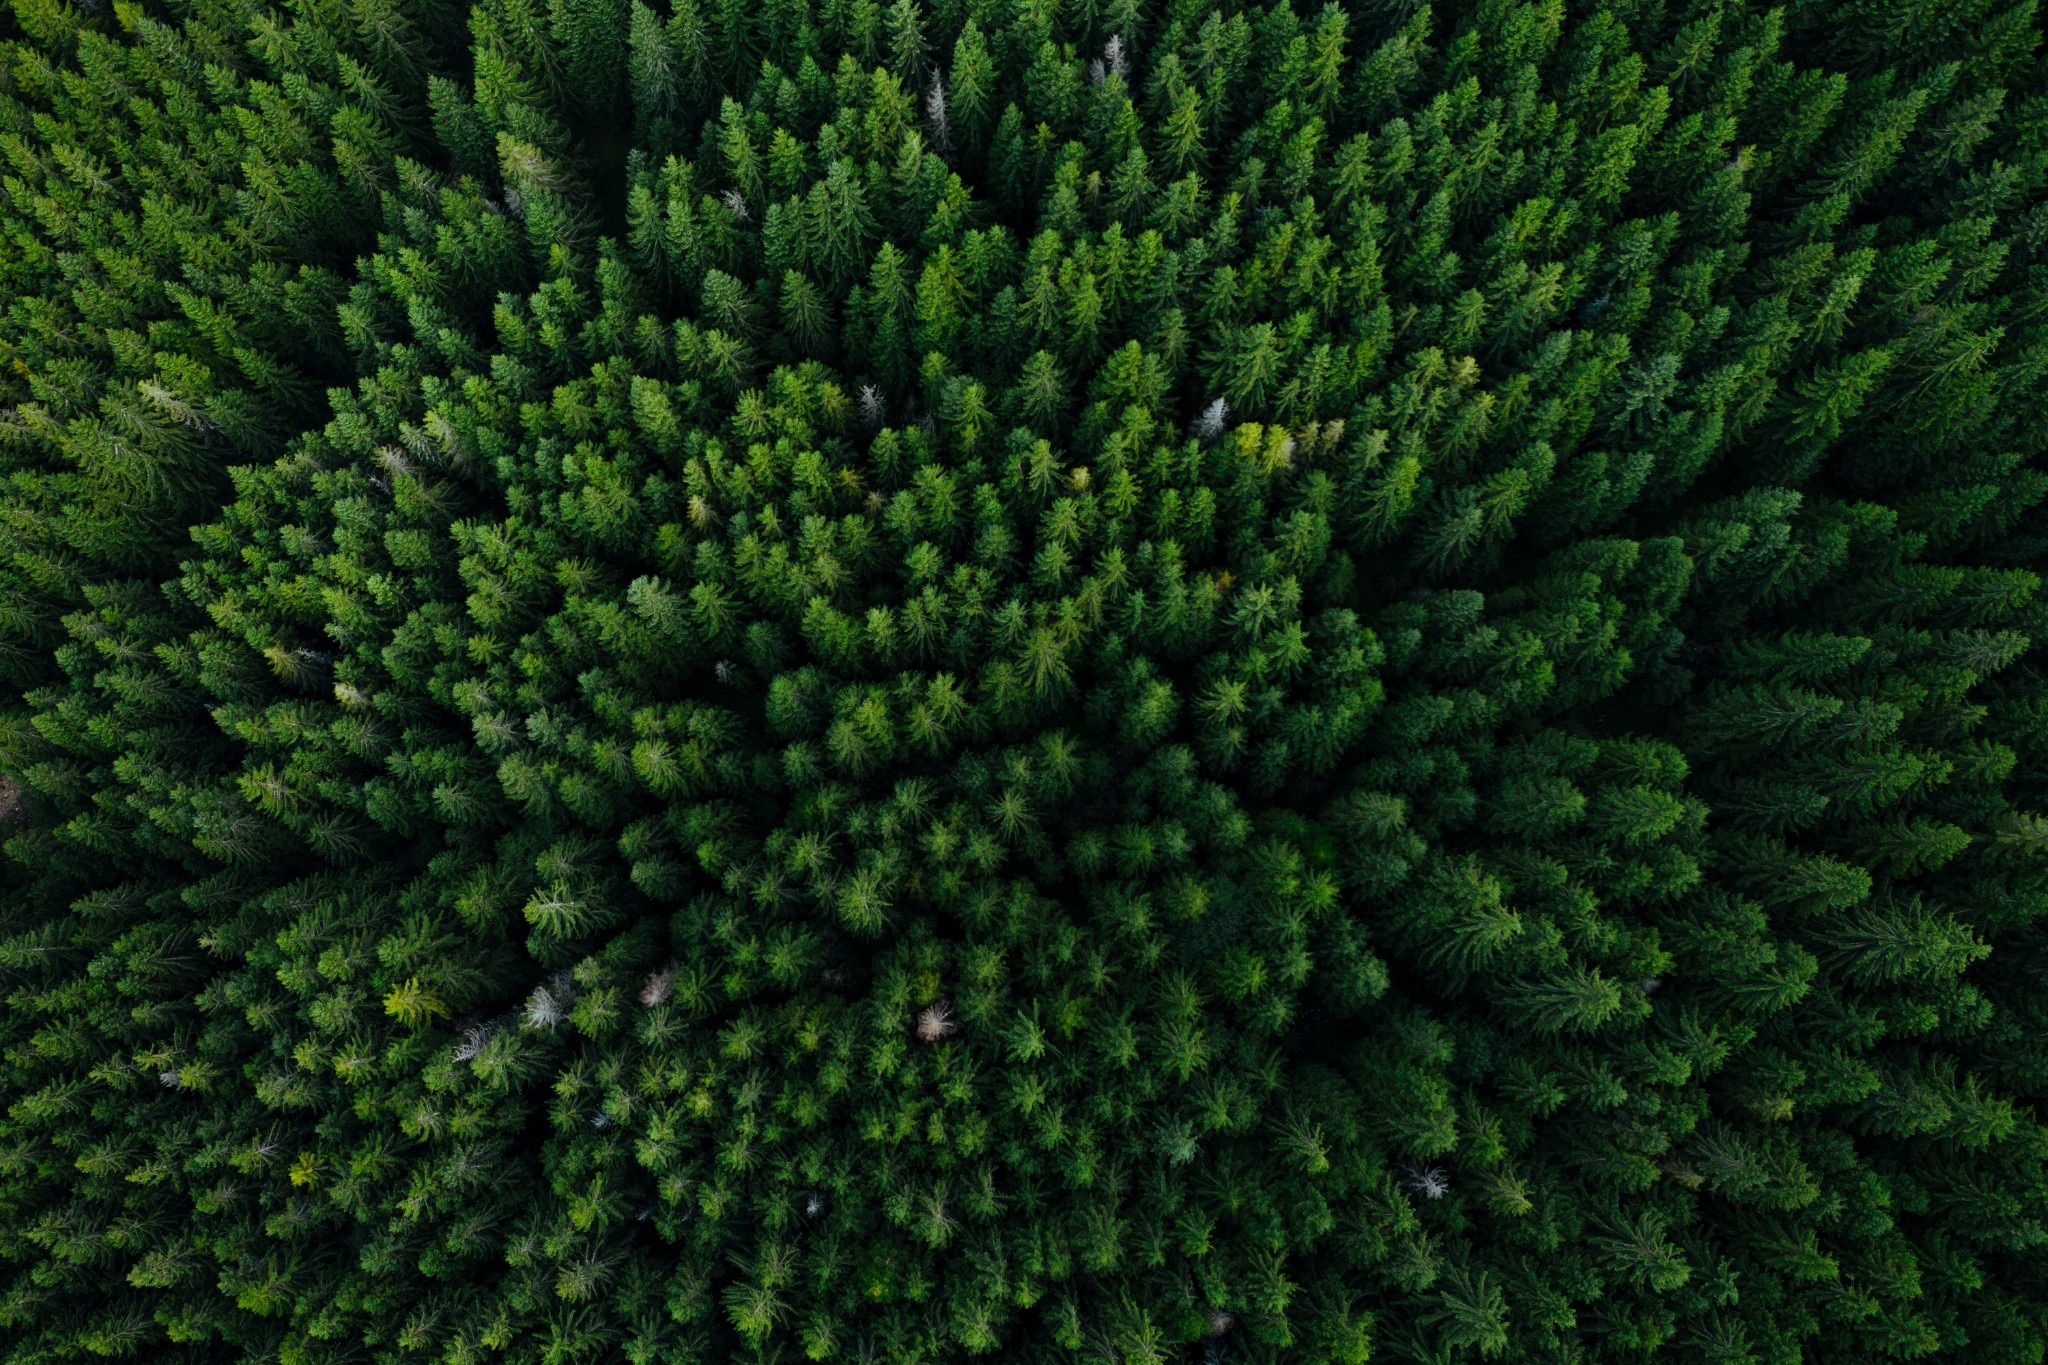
[0, 0, 2045, 1360]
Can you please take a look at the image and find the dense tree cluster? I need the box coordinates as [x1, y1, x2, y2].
[0, 0, 2044, 1359]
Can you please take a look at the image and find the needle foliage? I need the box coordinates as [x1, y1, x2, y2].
[0, 0, 2045, 1360]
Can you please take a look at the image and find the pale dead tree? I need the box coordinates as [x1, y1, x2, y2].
[524, 986, 565, 1031]
[1401, 1161, 1451, 1200]
[925, 73, 951, 153]
[451, 1020, 498, 1063]
[714, 660, 738, 686]
[523, 973, 578, 1030]
[915, 1000, 958, 1043]
[859, 384, 887, 429]
[639, 963, 679, 1006]
[720, 188, 751, 222]
[1191, 397, 1228, 444]
[1205, 1307, 1235, 1336]
[1105, 34, 1129, 81]
[1090, 35, 1131, 84]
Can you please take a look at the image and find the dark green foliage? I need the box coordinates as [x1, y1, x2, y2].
[0, 0, 2045, 1360]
